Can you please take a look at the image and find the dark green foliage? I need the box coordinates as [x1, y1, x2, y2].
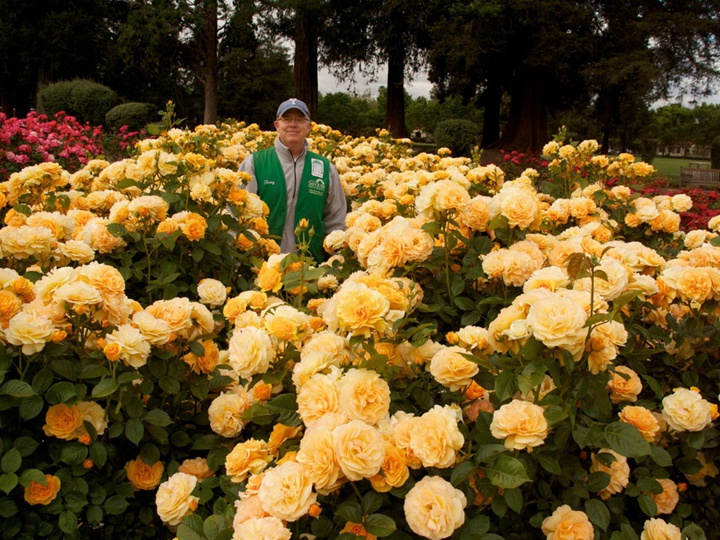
[38, 79, 119, 126]
[434, 118, 479, 157]
[105, 102, 158, 131]
[711, 135, 720, 169]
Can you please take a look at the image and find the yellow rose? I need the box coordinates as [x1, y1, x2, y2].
[103, 323, 151, 368]
[404, 475, 466, 540]
[541, 505, 594, 540]
[333, 420, 385, 481]
[590, 449, 630, 500]
[526, 295, 587, 351]
[0, 225, 56, 259]
[500, 189, 539, 229]
[296, 426, 345, 494]
[197, 278, 228, 307]
[208, 388, 251, 438]
[650, 478, 679, 515]
[619, 406, 660, 442]
[268, 424, 302, 457]
[232, 516, 291, 540]
[490, 399, 549, 451]
[0, 290, 22, 327]
[675, 267, 714, 304]
[155, 472, 199, 526]
[339, 522, 377, 540]
[409, 406, 464, 468]
[337, 368, 391, 425]
[182, 339, 220, 375]
[183, 213, 207, 241]
[225, 439, 272, 483]
[24, 474, 61, 505]
[257, 461, 316, 522]
[256, 257, 284, 293]
[640, 518, 682, 540]
[428, 345, 480, 391]
[76, 401, 108, 436]
[178, 457, 214, 480]
[369, 442, 409, 493]
[607, 365, 642, 404]
[5, 311, 55, 355]
[125, 457, 164, 490]
[662, 387, 713, 432]
[227, 326, 276, 380]
[333, 281, 390, 336]
[43, 403, 84, 440]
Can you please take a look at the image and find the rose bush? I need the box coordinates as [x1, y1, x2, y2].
[0, 116, 717, 540]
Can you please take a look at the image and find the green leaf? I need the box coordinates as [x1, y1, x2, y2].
[19, 469, 46, 487]
[90, 443, 108, 468]
[0, 380, 35, 398]
[335, 501, 363, 524]
[451, 460, 476, 486]
[604, 422, 650, 458]
[192, 435, 220, 450]
[104, 495, 128, 515]
[61, 443, 88, 465]
[362, 491, 383, 515]
[13, 437, 38, 456]
[649, 446, 672, 467]
[91, 379, 120, 398]
[125, 418, 144, 445]
[139, 444, 161, 465]
[31, 368, 54, 393]
[19, 395, 44, 420]
[584, 499, 610, 531]
[504, 488, 523, 513]
[637, 494, 657, 517]
[682, 524, 707, 540]
[363, 514, 396, 537]
[485, 455, 531, 489]
[46, 381, 77, 404]
[0, 473, 18, 494]
[0, 499, 18, 518]
[536, 454, 562, 475]
[586, 471, 611, 492]
[1, 449, 21, 474]
[59, 510, 78, 534]
[494, 370, 517, 402]
[144, 409, 172, 427]
[460, 515, 490, 540]
[203, 514, 228, 539]
[86, 505, 103, 525]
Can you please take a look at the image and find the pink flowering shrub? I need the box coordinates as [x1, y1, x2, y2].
[0, 111, 103, 176]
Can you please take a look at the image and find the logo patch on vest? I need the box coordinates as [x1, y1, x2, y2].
[308, 176, 325, 196]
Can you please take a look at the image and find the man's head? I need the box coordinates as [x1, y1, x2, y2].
[274, 98, 312, 153]
[276, 98, 311, 120]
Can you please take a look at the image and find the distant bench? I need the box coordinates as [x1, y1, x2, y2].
[679, 163, 720, 189]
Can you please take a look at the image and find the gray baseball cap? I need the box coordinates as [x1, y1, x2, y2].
[276, 98, 311, 119]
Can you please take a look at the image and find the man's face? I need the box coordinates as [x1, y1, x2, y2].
[274, 109, 311, 147]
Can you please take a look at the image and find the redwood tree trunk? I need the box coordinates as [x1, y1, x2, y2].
[496, 66, 547, 153]
[202, 0, 218, 125]
[481, 79, 501, 148]
[293, 7, 318, 118]
[384, 41, 405, 138]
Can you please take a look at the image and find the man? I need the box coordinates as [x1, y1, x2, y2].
[238, 98, 346, 262]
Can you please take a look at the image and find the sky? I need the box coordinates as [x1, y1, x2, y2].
[317, 64, 433, 99]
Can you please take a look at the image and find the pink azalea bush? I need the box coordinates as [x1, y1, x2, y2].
[0, 111, 104, 177]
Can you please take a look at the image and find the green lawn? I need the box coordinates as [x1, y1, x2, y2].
[652, 156, 710, 185]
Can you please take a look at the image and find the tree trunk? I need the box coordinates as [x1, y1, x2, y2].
[293, 6, 318, 118]
[384, 40, 405, 138]
[481, 79, 501, 148]
[202, 0, 218, 125]
[496, 66, 547, 153]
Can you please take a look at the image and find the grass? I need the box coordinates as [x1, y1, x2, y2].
[652, 156, 710, 185]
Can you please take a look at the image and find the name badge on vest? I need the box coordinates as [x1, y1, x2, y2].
[311, 158, 324, 178]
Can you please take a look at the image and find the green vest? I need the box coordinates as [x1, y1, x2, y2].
[254, 147, 330, 262]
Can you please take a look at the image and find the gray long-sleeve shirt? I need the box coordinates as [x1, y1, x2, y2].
[238, 137, 347, 254]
